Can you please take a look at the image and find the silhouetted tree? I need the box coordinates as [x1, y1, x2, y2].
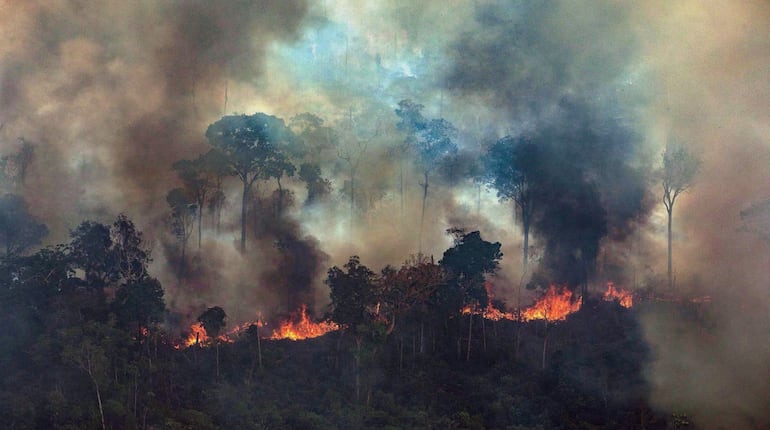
[298, 163, 332, 205]
[198, 306, 226, 378]
[662, 143, 700, 289]
[205, 114, 296, 252]
[440, 229, 502, 361]
[113, 277, 165, 335]
[326, 256, 380, 401]
[69, 221, 116, 290]
[483, 136, 542, 273]
[173, 149, 228, 248]
[109, 214, 150, 285]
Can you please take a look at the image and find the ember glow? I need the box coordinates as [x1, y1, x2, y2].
[269, 305, 339, 341]
[521, 285, 582, 322]
[180, 322, 208, 348]
[603, 282, 633, 308]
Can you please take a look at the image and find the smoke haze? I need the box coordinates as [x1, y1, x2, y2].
[0, 1, 767, 427]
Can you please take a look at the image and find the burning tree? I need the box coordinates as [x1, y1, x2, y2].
[661, 142, 700, 289]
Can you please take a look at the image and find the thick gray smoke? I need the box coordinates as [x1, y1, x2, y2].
[1, 1, 767, 427]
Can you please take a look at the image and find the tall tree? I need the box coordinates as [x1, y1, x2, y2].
[0, 193, 48, 257]
[69, 221, 116, 290]
[395, 100, 457, 252]
[198, 306, 226, 378]
[173, 149, 228, 248]
[205, 114, 297, 252]
[483, 136, 542, 274]
[440, 229, 502, 361]
[166, 188, 196, 280]
[109, 214, 151, 285]
[661, 143, 700, 289]
[326, 256, 380, 401]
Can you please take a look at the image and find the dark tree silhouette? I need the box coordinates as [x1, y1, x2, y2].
[483, 136, 543, 273]
[205, 113, 297, 252]
[662, 142, 700, 289]
[326, 255, 380, 401]
[173, 149, 228, 248]
[198, 306, 227, 378]
[440, 229, 502, 361]
[68, 221, 116, 290]
[109, 214, 150, 285]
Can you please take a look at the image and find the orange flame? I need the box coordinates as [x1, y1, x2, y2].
[521, 285, 582, 322]
[269, 304, 338, 341]
[603, 282, 633, 308]
[179, 322, 208, 348]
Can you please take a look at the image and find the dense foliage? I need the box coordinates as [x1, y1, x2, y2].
[0, 216, 694, 430]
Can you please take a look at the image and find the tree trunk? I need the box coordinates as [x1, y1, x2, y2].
[466, 311, 473, 362]
[197, 202, 203, 249]
[418, 170, 429, 253]
[257, 324, 263, 371]
[523, 217, 530, 274]
[541, 322, 549, 370]
[349, 173, 355, 239]
[87, 366, 106, 430]
[215, 341, 220, 380]
[241, 180, 248, 253]
[355, 336, 362, 402]
[666, 205, 674, 289]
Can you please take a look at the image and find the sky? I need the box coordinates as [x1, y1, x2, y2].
[0, 1, 768, 427]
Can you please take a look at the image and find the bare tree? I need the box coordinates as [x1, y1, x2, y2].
[662, 143, 700, 289]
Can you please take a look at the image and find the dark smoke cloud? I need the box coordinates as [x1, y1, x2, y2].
[445, 1, 651, 285]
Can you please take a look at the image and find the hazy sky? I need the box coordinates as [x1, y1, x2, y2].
[0, 2, 768, 426]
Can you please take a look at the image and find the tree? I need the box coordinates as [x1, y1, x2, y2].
[298, 163, 331, 206]
[205, 114, 297, 252]
[483, 136, 542, 273]
[661, 143, 700, 289]
[109, 214, 150, 285]
[69, 221, 117, 290]
[440, 229, 502, 361]
[326, 256, 380, 401]
[198, 306, 226, 378]
[166, 188, 196, 280]
[112, 277, 165, 335]
[395, 100, 458, 252]
[173, 149, 228, 248]
[0, 193, 48, 257]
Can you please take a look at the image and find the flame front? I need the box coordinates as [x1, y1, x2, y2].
[181, 322, 208, 348]
[269, 305, 338, 341]
[521, 285, 582, 322]
[603, 282, 633, 308]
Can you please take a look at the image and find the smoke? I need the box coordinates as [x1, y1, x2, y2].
[2, 1, 768, 426]
[0, 0, 310, 237]
[444, 1, 652, 286]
